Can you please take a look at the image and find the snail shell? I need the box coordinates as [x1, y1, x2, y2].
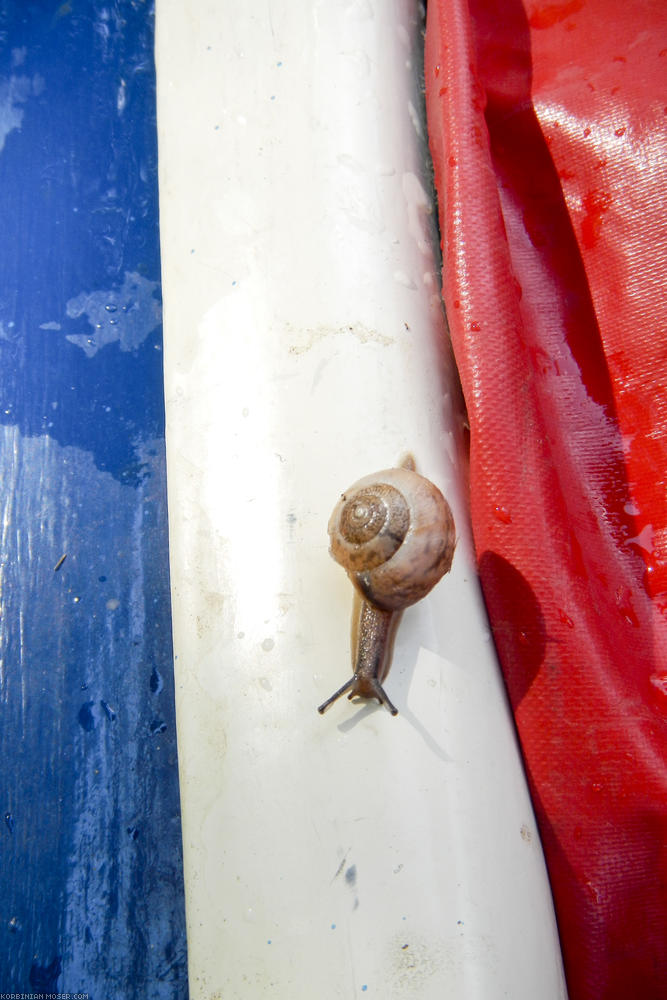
[328, 466, 456, 612]
[318, 460, 456, 716]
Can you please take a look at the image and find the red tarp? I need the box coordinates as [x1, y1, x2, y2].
[424, 2, 667, 997]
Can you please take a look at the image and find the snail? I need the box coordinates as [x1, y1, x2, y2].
[318, 455, 456, 716]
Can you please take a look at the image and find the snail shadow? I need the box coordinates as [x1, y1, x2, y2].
[334, 699, 385, 733]
[331, 552, 546, 745]
[394, 606, 456, 763]
[333, 605, 454, 763]
[335, 708, 452, 765]
[333, 695, 453, 764]
[395, 704, 454, 764]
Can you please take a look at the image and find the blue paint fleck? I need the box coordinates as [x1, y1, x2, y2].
[150, 666, 164, 694]
[78, 701, 96, 732]
[63, 272, 161, 359]
[100, 699, 116, 722]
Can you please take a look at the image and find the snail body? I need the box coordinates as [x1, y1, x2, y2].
[318, 458, 455, 716]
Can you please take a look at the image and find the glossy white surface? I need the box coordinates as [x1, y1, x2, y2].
[156, 2, 567, 997]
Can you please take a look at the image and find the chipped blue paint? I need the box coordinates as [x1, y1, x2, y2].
[63, 271, 162, 358]
[0, 2, 187, 996]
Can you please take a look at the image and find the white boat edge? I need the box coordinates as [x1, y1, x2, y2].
[155, 2, 568, 997]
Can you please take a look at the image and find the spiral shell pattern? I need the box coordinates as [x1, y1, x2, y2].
[335, 484, 410, 570]
[328, 465, 456, 612]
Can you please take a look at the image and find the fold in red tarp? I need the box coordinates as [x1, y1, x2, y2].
[424, 2, 667, 997]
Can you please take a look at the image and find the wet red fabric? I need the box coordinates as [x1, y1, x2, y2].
[424, 1, 667, 997]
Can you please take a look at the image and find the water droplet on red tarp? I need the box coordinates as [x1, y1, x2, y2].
[558, 609, 575, 628]
[642, 557, 667, 602]
[493, 505, 512, 524]
[649, 673, 667, 704]
[581, 189, 613, 249]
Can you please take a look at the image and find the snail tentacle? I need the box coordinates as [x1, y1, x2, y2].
[317, 677, 356, 715]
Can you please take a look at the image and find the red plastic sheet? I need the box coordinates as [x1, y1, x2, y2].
[424, 1, 667, 997]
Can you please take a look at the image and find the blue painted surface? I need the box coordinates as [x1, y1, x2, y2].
[0, 3, 188, 995]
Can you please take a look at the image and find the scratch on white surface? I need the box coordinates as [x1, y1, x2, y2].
[287, 321, 394, 355]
